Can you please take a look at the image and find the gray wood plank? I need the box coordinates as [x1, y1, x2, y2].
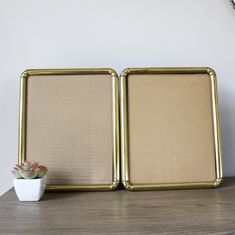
[0, 177, 235, 235]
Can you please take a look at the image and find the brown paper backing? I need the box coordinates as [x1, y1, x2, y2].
[26, 74, 113, 185]
[127, 74, 216, 184]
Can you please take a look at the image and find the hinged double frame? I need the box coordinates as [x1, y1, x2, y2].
[19, 67, 223, 191]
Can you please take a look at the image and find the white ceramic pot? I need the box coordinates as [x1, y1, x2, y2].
[13, 175, 47, 201]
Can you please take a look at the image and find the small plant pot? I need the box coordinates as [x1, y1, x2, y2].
[13, 175, 47, 201]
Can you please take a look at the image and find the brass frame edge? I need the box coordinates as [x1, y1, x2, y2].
[120, 71, 130, 184]
[18, 68, 120, 191]
[111, 69, 120, 189]
[123, 180, 222, 191]
[18, 70, 30, 165]
[208, 69, 223, 183]
[46, 181, 120, 192]
[120, 67, 223, 191]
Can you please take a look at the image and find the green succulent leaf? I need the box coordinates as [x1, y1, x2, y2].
[20, 170, 38, 179]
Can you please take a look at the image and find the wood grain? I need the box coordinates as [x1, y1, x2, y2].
[1, 177, 235, 234]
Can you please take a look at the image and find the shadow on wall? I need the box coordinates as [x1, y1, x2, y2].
[0, 78, 19, 196]
[219, 87, 235, 176]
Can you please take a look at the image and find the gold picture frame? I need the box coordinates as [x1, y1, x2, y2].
[120, 67, 223, 191]
[19, 68, 119, 191]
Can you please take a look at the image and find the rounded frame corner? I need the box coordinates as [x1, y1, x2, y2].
[122, 181, 133, 191]
[20, 69, 31, 80]
[109, 181, 119, 190]
[206, 67, 217, 77]
[107, 68, 118, 79]
[213, 178, 223, 188]
[121, 68, 131, 78]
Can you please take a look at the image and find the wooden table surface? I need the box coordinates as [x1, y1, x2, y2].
[1, 177, 235, 235]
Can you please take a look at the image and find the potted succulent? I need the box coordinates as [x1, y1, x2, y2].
[12, 160, 48, 201]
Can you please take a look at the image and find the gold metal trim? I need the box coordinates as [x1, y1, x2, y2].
[120, 67, 223, 191]
[18, 68, 120, 191]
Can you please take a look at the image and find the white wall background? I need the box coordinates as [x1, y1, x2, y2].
[0, 0, 235, 196]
